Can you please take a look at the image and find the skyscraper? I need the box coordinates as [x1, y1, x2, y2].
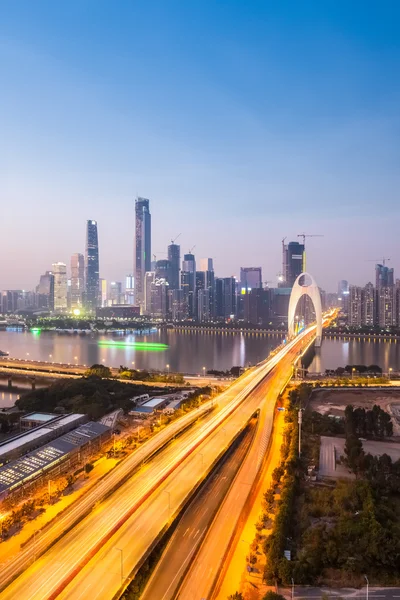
[376, 264, 394, 288]
[240, 267, 262, 292]
[71, 253, 84, 310]
[181, 252, 196, 318]
[286, 242, 304, 286]
[109, 282, 122, 305]
[168, 243, 180, 291]
[37, 271, 55, 311]
[134, 197, 151, 309]
[52, 262, 67, 311]
[85, 220, 99, 312]
[199, 258, 215, 319]
[125, 275, 135, 305]
[349, 285, 362, 326]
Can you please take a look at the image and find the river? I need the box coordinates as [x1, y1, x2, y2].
[309, 338, 400, 373]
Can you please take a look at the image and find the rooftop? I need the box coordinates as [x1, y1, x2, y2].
[142, 398, 167, 408]
[20, 413, 56, 423]
[0, 421, 110, 495]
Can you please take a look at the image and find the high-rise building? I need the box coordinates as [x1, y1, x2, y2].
[338, 280, 350, 315]
[109, 282, 122, 305]
[52, 262, 67, 311]
[99, 279, 107, 307]
[198, 259, 215, 319]
[71, 253, 84, 310]
[125, 275, 135, 305]
[197, 289, 210, 322]
[168, 243, 180, 291]
[37, 271, 55, 311]
[134, 197, 151, 309]
[0, 290, 23, 314]
[149, 278, 169, 318]
[244, 289, 271, 325]
[378, 286, 396, 328]
[144, 272, 155, 314]
[170, 289, 187, 321]
[181, 252, 196, 318]
[223, 277, 237, 318]
[85, 220, 99, 312]
[155, 260, 172, 284]
[349, 286, 362, 326]
[286, 242, 304, 286]
[376, 264, 394, 289]
[362, 282, 375, 326]
[240, 267, 262, 292]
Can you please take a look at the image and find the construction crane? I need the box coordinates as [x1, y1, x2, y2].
[367, 257, 391, 266]
[188, 245, 196, 254]
[297, 233, 324, 245]
[170, 233, 181, 245]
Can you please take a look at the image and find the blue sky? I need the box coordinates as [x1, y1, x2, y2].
[1, 0, 400, 291]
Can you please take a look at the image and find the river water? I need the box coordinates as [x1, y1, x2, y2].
[0, 329, 282, 375]
[309, 338, 400, 373]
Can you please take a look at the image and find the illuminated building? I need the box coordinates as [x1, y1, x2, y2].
[99, 278, 107, 307]
[181, 252, 196, 318]
[240, 267, 262, 292]
[71, 253, 84, 310]
[155, 259, 172, 283]
[349, 285, 362, 326]
[150, 278, 169, 318]
[244, 288, 271, 325]
[362, 282, 375, 325]
[338, 279, 349, 315]
[85, 220, 99, 312]
[378, 286, 396, 327]
[198, 258, 215, 319]
[52, 262, 67, 311]
[125, 274, 134, 305]
[170, 289, 188, 321]
[144, 272, 155, 314]
[134, 197, 151, 309]
[168, 243, 180, 291]
[197, 288, 210, 322]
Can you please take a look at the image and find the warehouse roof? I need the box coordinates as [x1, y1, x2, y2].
[0, 421, 110, 495]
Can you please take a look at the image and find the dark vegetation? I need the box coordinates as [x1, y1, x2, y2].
[325, 364, 383, 376]
[259, 384, 400, 587]
[15, 376, 183, 420]
[117, 365, 185, 384]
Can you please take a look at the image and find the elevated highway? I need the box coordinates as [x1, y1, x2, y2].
[0, 316, 334, 600]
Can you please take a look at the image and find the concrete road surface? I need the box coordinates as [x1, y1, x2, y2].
[141, 420, 256, 600]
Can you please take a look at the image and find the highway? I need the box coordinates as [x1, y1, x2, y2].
[140, 419, 257, 600]
[0, 321, 329, 600]
[176, 337, 305, 600]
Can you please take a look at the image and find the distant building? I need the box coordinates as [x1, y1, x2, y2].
[155, 260, 172, 284]
[99, 278, 107, 307]
[109, 281, 122, 305]
[378, 286, 396, 328]
[197, 288, 210, 322]
[134, 197, 151, 309]
[85, 220, 100, 312]
[286, 242, 304, 286]
[338, 280, 349, 315]
[37, 272, 55, 311]
[144, 272, 155, 315]
[0, 291, 23, 314]
[170, 289, 188, 321]
[181, 253, 196, 318]
[376, 264, 394, 288]
[149, 278, 169, 318]
[199, 259, 215, 319]
[125, 274, 134, 305]
[52, 262, 67, 311]
[70, 253, 84, 310]
[168, 243, 180, 291]
[349, 286, 362, 326]
[244, 289, 271, 325]
[362, 282, 375, 326]
[96, 305, 140, 319]
[240, 267, 262, 292]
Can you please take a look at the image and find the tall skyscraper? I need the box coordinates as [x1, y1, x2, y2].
[286, 242, 304, 286]
[109, 282, 122, 305]
[52, 262, 67, 311]
[168, 243, 180, 291]
[85, 220, 99, 312]
[99, 278, 107, 307]
[134, 197, 151, 309]
[155, 259, 172, 283]
[181, 252, 196, 318]
[71, 253, 84, 310]
[378, 286, 396, 327]
[199, 258, 215, 319]
[362, 282, 375, 326]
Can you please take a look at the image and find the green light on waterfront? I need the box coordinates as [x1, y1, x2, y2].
[30, 328, 42, 335]
[98, 340, 168, 351]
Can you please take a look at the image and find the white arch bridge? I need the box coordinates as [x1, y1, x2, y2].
[288, 272, 322, 347]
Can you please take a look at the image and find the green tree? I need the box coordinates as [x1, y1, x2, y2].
[262, 592, 286, 600]
[85, 364, 112, 378]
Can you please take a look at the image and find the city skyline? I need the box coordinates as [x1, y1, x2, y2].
[1, 2, 400, 290]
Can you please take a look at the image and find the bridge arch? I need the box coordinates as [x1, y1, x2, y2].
[288, 272, 322, 347]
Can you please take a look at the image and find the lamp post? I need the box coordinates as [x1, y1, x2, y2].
[352, 367, 356, 380]
[202, 366, 206, 378]
[389, 367, 393, 380]
[166, 364, 170, 375]
[115, 547, 123, 585]
[364, 574, 369, 600]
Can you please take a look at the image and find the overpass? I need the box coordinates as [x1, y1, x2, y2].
[0, 308, 336, 600]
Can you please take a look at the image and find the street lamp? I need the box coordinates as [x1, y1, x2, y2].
[364, 574, 369, 600]
[131, 362, 135, 367]
[202, 366, 206, 377]
[389, 367, 393, 380]
[352, 367, 356, 380]
[166, 364, 170, 375]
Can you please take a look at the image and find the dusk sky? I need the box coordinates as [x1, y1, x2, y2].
[1, 1, 400, 292]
